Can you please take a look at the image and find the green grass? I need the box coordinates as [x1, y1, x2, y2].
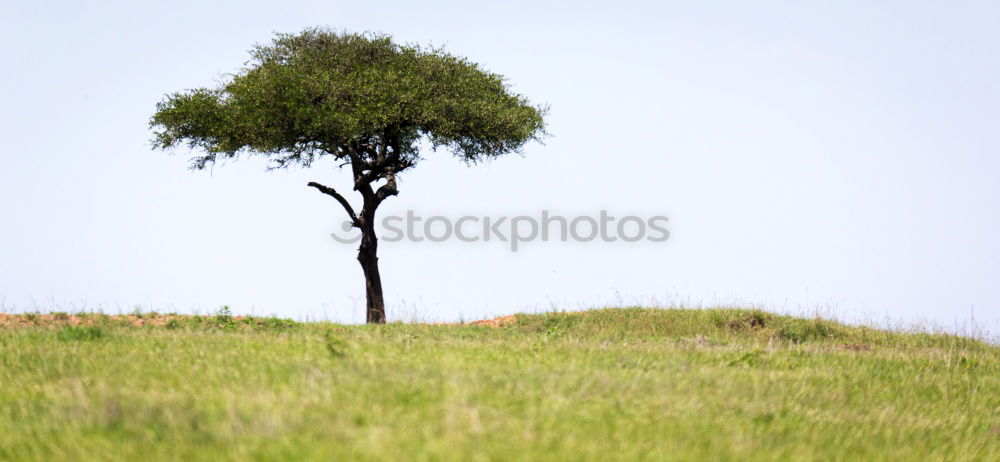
[0, 308, 997, 461]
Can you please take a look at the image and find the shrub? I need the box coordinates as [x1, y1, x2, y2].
[216, 306, 233, 326]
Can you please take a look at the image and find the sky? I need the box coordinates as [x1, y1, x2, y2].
[1, 1, 998, 334]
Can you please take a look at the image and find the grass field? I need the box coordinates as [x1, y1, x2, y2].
[1, 308, 997, 461]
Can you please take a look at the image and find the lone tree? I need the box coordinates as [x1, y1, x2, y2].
[151, 29, 546, 323]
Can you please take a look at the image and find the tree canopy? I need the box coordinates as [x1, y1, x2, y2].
[151, 28, 546, 173]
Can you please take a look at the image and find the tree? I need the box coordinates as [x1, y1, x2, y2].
[150, 28, 546, 323]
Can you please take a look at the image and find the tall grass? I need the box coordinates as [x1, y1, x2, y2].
[0, 308, 996, 461]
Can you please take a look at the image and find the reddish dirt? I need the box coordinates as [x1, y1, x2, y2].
[0, 312, 518, 328]
[0, 313, 242, 328]
[468, 315, 517, 328]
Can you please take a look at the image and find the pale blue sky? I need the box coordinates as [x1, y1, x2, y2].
[1, 1, 998, 334]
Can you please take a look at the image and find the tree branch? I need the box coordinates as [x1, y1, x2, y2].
[307, 181, 360, 227]
[375, 166, 398, 203]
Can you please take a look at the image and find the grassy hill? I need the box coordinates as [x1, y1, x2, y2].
[1, 308, 997, 461]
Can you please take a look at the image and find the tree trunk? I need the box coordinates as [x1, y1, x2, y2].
[358, 209, 386, 324]
[306, 176, 391, 324]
